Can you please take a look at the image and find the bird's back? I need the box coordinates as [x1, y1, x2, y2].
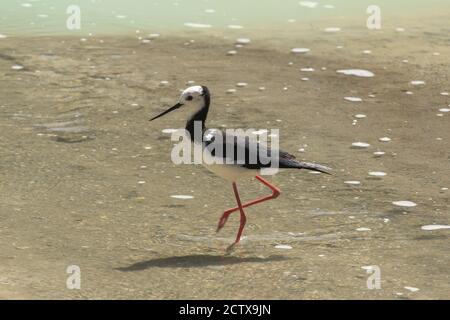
[202, 129, 331, 176]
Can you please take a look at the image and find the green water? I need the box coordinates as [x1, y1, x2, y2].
[0, 0, 449, 36]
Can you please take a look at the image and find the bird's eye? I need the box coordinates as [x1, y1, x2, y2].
[186, 95, 193, 101]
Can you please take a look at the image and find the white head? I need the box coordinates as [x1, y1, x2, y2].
[150, 85, 209, 121]
[178, 85, 205, 105]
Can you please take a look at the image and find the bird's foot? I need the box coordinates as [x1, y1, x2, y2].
[216, 216, 228, 233]
[225, 242, 238, 254]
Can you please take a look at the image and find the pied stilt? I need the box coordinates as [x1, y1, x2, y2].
[150, 85, 331, 250]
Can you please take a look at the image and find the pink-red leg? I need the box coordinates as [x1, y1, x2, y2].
[217, 175, 281, 233]
[227, 182, 247, 250]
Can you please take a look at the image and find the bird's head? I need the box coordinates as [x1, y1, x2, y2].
[150, 85, 209, 121]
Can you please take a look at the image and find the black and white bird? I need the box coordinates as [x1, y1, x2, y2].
[150, 85, 331, 250]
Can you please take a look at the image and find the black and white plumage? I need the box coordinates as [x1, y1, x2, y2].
[151, 85, 330, 180]
[150, 85, 331, 249]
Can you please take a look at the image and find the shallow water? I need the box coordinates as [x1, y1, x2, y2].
[1, 0, 449, 36]
[0, 1, 449, 300]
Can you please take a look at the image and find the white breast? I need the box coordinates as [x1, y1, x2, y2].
[202, 162, 257, 181]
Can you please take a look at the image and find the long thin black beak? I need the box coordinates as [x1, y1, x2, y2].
[149, 102, 183, 121]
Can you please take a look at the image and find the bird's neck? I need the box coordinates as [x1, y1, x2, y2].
[185, 87, 210, 141]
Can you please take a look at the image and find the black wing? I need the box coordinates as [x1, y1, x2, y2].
[203, 130, 331, 174]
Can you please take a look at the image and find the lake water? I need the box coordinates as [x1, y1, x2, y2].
[1, 0, 449, 36]
[1, 0, 449, 300]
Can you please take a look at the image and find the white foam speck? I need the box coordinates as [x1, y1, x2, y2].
[258, 87, 266, 91]
[299, 1, 318, 8]
[356, 227, 371, 231]
[325, 27, 341, 33]
[440, 92, 449, 96]
[363, 50, 372, 54]
[0, 34, 6, 39]
[159, 80, 169, 86]
[373, 151, 385, 157]
[369, 171, 386, 177]
[228, 25, 243, 29]
[344, 97, 362, 102]
[361, 266, 376, 270]
[226, 89, 236, 94]
[345, 181, 361, 185]
[162, 128, 178, 134]
[227, 50, 237, 56]
[236, 82, 248, 87]
[396, 28, 405, 32]
[411, 80, 425, 86]
[404, 286, 419, 292]
[184, 22, 212, 28]
[301, 67, 315, 72]
[393, 201, 417, 207]
[149, 33, 160, 39]
[171, 195, 194, 199]
[252, 129, 268, 135]
[323, 4, 335, 9]
[11, 65, 24, 70]
[236, 38, 251, 44]
[204, 9, 215, 13]
[438, 108, 450, 113]
[291, 48, 310, 54]
[116, 15, 127, 19]
[355, 114, 367, 119]
[379, 137, 391, 142]
[275, 244, 293, 250]
[421, 225, 450, 231]
[337, 69, 374, 78]
[21, 3, 32, 7]
[351, 142, 370, 149]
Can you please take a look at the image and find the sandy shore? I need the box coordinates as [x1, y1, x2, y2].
[0, 22, 449, 299]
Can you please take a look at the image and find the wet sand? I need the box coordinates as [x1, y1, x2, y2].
[0, 22, 449, 299]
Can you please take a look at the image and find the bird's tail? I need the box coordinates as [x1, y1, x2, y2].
[285, 160, 332, 175]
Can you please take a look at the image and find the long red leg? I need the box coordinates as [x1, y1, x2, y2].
[228, 182, 247, 248]
[217, 175, 281, 233]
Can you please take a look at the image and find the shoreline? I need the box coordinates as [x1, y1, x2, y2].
[0, 20, 449, 299]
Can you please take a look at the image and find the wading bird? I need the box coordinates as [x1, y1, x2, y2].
[150, 86, 330, 250]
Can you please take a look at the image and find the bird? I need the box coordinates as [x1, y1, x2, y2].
[150, 85, 331, 250]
